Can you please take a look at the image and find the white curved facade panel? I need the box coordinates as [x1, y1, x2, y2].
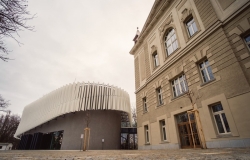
[14, 82, 131, 138]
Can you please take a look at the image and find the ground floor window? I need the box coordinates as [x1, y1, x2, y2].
[160, 120, 167, 141]
[144, 125, 149, 143]
[211, 103, 231, 134]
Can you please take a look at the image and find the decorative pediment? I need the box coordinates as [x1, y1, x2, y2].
[152, 79, 163, 89]
[140, 91, 147, 98]
[181, 8, 192, 22]
[151, 45, 157, 54]
[159, 15, 173, 36]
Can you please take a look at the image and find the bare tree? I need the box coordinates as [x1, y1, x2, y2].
[0, 0, 35, 62]
[184, 89, 202, 109]
[0, 111, 21, 149]
[131, 107, 137, 127]
[0, 94, 10, 111]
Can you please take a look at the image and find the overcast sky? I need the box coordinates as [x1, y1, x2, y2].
[0, 0, 154, 115]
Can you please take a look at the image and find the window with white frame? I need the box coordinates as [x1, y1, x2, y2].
[186, 17, 198, 37]
[171, 74, 188, 97]
[144, 125, 149, 143]
[160, 120, 167, 141]
[199, 59, 214, 83]
[156, 87, 163, 106]
[165, 29, 178, 56]
[244, 34, 250, 49]
[143, 97, 147, 112]
[211, 103, 231, 134]
[152, 52, 159, 68]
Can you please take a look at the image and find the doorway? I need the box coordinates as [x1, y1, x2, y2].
[177, 112, 201, 148]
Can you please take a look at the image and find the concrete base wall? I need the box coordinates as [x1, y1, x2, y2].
[26, 110, 121, 150]
[206, 138, 250, 148]
[139, 143, 179, 150]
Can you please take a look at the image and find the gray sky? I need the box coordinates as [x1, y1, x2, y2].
[0, 0, 154, 115]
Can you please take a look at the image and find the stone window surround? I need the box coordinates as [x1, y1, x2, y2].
[210, 103, 231, 135]
[200, 94, 239, 139]
[228, 17, 250, 69]
[170, 73, 188, 98]
[180, 8, 201, 42]
[158, 14, 181, 61]
[140, 91, 148, 115]
[142, 121, 151, 145]
[151, 45, 160, 71]
[152, 79, 165, 108]
[156, 114, 170, 144]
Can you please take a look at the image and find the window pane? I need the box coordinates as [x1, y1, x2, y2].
[201, 69, 209, 82]
[212, 104, 223, 112]
[176, 83, 180, 96]
[207, 66, 214, 80]
[173, 86, 177, 97]
[214, 114, 225, 133]
[188, 26, 194, 36]
[245, 35, 250, 42]
[192, 22, 198, 33]
[163, 128, 167, 140]
[222, 113, 231, 132]
[146, 131, 149, 142]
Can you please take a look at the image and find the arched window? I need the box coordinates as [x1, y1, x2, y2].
[165, 29, 178, 56]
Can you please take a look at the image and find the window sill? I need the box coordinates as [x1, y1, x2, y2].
[197, 76, 221, 90]
[164, 47, 180, 62]
[211, 133, 239, 139]
[186, 30, 200, 43]
[160, 141, 169, 144]
[144, 143, 150, 145]
[169, 92, 187, 103]
[155, 103, 164, 109]
[143, 111, 148, 114]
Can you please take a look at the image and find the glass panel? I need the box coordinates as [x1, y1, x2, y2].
[205, 60, 209, 66]
[163, 128, 167, 140]
[201, 69, 209, 82]
[176, 83, 180, 96]
[173, 86, 177, 97]
[188, 26, 194, 36]
[214, 114, 225, 133]
[212, 104, 223, 112]
[168, 46, 173, 55]
[172, 42, 176, 51]
[177, 113, 189, 123]
[146, 131, 149, 142]
[180, 81, 185, 92]
[222, 113, 231, 132]
[245, 35, 250, 42]
[207, 66, 214, 80]
[192, 22, 198, 33]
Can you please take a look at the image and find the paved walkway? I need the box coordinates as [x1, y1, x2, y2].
[0, 148, 250, 160]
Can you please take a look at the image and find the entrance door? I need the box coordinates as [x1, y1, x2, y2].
[177, 112, 201, 148]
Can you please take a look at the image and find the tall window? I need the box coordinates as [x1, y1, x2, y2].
[160, 120, 167, 141]
[152, 52, 159, 68]
[143, 97, 147, 112]
[244, 34, 250, 49]
[199, 59, 214, 83]
[144, 125, 149, 143]
[211, 103, 231, 134]
[165, 29, 178, 56]
[156, 87, 163, 105]
[171, 74, 188, 97]
[186, 18, 198, 37]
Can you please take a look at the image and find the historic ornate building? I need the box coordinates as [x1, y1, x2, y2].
[130, 0, 250, 149]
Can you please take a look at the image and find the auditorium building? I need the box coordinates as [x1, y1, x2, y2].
[130, 0, 250, 149]
[15, 82, 135, 150]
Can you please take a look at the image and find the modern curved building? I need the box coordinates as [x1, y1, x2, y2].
[15, 82, 132, 150]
